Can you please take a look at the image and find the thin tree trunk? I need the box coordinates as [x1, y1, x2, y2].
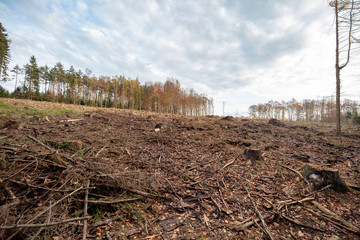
[335, 0, 341, 137]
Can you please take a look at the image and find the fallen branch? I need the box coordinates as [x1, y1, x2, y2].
[226, 214, 273, 231]
[282, 215, 325, 232]
[306, 207, 359, 235]
[77, 197, 142, 204]
[244, 186, 275, 240]
[219, 155, 239, 171]
[27, 135, 56, 152]
[279, 163, 310, 185]
[25, 186, 83, 225]
[312, 201, 360, 234]
[95, 146, 107, 157]
[59, 119, 83, 122]
[3, 161, 35, 182]
[83, 179, 90, 240]
[0, 217, 89, 229]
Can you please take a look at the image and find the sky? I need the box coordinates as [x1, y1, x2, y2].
[0, 0, 359, 116]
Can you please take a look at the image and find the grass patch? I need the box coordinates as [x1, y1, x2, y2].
[0, 100, 82, 117]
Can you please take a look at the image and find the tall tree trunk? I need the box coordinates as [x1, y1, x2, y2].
[335, 0, 341, 137]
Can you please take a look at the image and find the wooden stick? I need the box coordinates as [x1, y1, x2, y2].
[226, 214, 272, 231]
[279, 163, 309, 185]
[244, 186, 275, 240]
[219, 155, 239, 171]
[25, 186, 83, 225]
[0, 217, 89, 229]
[31, 200, 52, 240]
[282, 215, 325, 232]
[83, 179, 90, 240]
[306, 207, 359, 234]
[27, 135, 56, 152]
[78, 197, 142, 204]
[312, 200, 360, 234]
[59, 119, 83, 122]
[3, 161, 35, 182]
[95, 146, 106, 157]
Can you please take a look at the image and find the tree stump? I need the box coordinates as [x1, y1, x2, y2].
[300, 164, 349, 193]
[268, 118, 285, 127]
[244, 149, 264, 164]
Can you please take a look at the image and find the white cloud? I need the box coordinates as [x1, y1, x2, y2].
[0, 0, 359, 115]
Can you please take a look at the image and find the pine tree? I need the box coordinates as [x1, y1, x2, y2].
[0, 22, 11, 82]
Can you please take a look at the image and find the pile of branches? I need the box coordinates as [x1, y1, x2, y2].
[0, 135, 156, 239]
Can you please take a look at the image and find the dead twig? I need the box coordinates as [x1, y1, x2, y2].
[83, 179, 90, 240]
[219, 155, 239, 171]
[31, 200, 52, 240]
[2, 161, 35, 182]
[25, 186, 83, 225]
[0, 217, 89, 229]
[279, 163, 310, 185]
[77, 197, 142, 204]
[282, 215, 325, 232]
[312, 200, 360, 234]
[27, 135, 56, 152]
[95, 146, 107, 157]
[59, 119, 83, 122]
[226, 214, 273, 231]
[244, 186, 275, 240]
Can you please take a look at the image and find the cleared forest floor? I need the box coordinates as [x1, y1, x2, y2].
[0, 97, 360, 240]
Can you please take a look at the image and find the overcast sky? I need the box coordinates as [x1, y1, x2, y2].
[1, 0, 359, 116]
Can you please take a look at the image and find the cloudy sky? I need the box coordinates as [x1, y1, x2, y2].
[1, 0, 359, 116]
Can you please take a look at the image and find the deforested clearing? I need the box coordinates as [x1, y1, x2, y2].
[1, 98, 360, 239]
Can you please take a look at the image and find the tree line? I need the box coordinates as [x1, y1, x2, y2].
[248, 97, 360, 123]
[3, 55, 214, 116]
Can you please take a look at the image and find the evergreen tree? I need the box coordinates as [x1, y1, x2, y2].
[25, 55, 40, 99]
[0, 22, 11, 82]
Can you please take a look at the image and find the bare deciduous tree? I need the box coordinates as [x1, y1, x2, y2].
[330, 0, 360, 136]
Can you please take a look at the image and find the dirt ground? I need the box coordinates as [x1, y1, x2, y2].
[0, 98, 360, 240]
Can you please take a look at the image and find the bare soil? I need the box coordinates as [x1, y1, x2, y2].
[1, 98, 360, 240]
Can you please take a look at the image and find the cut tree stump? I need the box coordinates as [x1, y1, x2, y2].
[244, 149, 264, 164]
[300, 164, 349, 193]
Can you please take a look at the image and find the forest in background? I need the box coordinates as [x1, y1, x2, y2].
[249, 97, 360, 123]
[0, 55, 214, 116]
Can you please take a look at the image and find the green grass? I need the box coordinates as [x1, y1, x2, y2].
[0, 100, 82, 117]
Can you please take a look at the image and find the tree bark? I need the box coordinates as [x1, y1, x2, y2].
[335, 0, 342, 137]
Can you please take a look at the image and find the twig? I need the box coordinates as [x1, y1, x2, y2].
[304, 184, 331, 197]
[1, 185, 20, 209]
[83, 179, 90, 240]
[218, 188, 229, 211]
[59, 119, 83, 122]
[31, 201, 52, 240]
[226, 214, 273, 231]
[8, 179, 87, 192]
[27, 135, 56, 152]
[279, 163, 310, 185]
[105, 229, 113, 240]
[0, 146, 19, 151]
[165, 178, 181, 200]
[95, 146, 106, 157]
[282, 215, 325, 232]
[284, 197, 315, 206]
[312, 200, 360, 234]
[219, 155, 239, 171]
[244, 186, 275, 240]
[3, 161, 35, 182]
[78, 197, 142, 204]
[25, 186, 83, 225]
[0, 217, 89, 229]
